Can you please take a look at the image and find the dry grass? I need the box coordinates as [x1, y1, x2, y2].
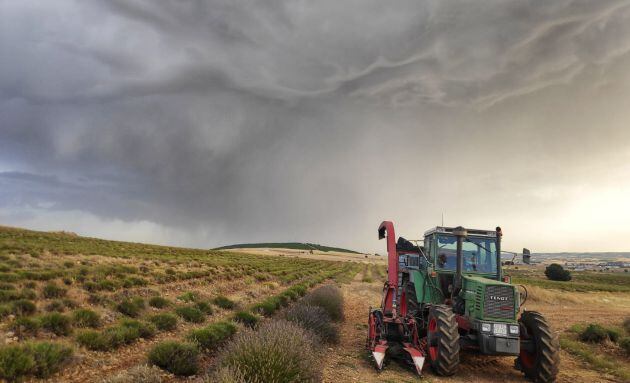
[101, 364, 163, 383]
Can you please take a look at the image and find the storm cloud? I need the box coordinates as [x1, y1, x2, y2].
[2, 0, 630, 252]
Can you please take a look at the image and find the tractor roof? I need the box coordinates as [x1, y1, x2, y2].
[424, 226, 497, 238]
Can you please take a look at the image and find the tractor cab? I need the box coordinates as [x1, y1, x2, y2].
[423, 226, 503, 303]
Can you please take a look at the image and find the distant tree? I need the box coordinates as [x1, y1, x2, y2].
[544, 263, 572, 281]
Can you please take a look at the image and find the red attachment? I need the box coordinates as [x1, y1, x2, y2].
[378, 221, 398, 315]
[455, 314, 471, 331]
[368, 221, 426, 376]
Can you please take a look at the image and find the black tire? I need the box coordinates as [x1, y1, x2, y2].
[426, 305, 460, 376]
[404, 282, 420, 315]
[517, 311, 560, 383]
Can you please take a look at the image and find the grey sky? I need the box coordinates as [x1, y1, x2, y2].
[1, 0, 630, 253]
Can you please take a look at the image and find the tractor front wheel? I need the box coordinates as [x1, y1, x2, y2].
[426, 305, 460, 376]
[516, 311, 559, 383]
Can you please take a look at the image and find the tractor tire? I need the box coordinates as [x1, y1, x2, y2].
[426, 305, 460, 376]
[404, 282, 420, 315]
[516, 311, 559, 383]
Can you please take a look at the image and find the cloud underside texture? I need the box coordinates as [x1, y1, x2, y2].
[2, 0, 630, 251]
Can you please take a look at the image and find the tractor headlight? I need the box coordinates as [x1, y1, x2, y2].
[509, 325, 519, 335]
[481, 323, 492, 333]
[492, 323, 507, 336]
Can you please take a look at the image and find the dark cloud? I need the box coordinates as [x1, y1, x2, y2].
[1, 0, 630, 251]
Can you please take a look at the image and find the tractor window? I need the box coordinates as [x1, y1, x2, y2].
[436, 235, 498, 274]
[436, 235, 457, 271]
[463, 237, 497, 274]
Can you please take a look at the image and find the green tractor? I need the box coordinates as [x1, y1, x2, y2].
[367, 222, 559, 382]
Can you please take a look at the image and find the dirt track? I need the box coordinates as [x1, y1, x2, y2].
[322, 275, 627, 383]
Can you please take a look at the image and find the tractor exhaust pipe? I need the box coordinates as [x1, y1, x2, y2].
[453, 226, 467, 293]
[496, 226, 503, 280]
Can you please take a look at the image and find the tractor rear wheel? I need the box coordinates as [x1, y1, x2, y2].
[426, 305, 460, 376]
[404, 282, 419, 315]
[516, 311, 559, 383]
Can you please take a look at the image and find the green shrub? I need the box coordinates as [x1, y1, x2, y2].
[117, 299, 144, 317]
[0, 304, 11, 319]
[177, 292, 198, 303]
[620, 337, 630, 354]
[579, 324, 609, 343]
[213, 296, 236, 310]
[232, 311, 260, 328]
[0, 289, 21, 303]
[42, 283, 67, 299]
[277, 294, 290, 307]
[97, 280, 117, 292]
[148, 341, 199, 376]
[102, 325, 140, 348]
[149, 313, 177, 331]
[76, 320, 155, 351]
[72, 309, 101, 328]
[194, 301, 214, 315]
[82, 281, 98, 292]
[175, 306, 205, 323]
[281, 289, 299, 301]
[285, 304, 339, 343]
[0, 345, 35, 382]
[45, 300, 66, 312]
[120, 319, 156, 339]
[605, 327, 621, 343]
[88, 293, 107, 306]
[303, 285, 344, 321]
[12, 299, 37, 316]
[216, 320, 319, 383]
[23, 282, 37, 289]
[577, 323, 622, 343]
[544, 263, 572, 281]
[62, 298, 78, 309]
[252, 296, 281, 316]
[0, 283, 14, 290]
[132, 297, 145, 308]
[25, 342, 73, 378]
[186, 322, 237, 351]
[10, 317, 40, 338]
[76, 330, 109, 351]
[39, 312, 73, 336]
[148, 296, 170, 309]
[19, 289, 37, 300]
[122, 277, 148, 288]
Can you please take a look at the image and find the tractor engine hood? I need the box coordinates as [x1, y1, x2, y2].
[461, 275, 520, 322]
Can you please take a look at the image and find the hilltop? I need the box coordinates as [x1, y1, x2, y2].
[214, 242, 360, 254]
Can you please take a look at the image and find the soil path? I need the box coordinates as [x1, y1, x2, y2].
[322, 280, 622, 383]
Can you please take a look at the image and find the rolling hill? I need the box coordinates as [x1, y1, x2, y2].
[214, 242, 360, 254]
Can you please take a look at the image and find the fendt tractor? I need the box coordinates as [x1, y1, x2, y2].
[367, 222, 560, 382]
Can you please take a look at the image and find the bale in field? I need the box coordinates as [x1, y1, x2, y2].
[214, 320, 320, 383]
[284, 305, 339, 344]
[303, 285, 344, 322]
